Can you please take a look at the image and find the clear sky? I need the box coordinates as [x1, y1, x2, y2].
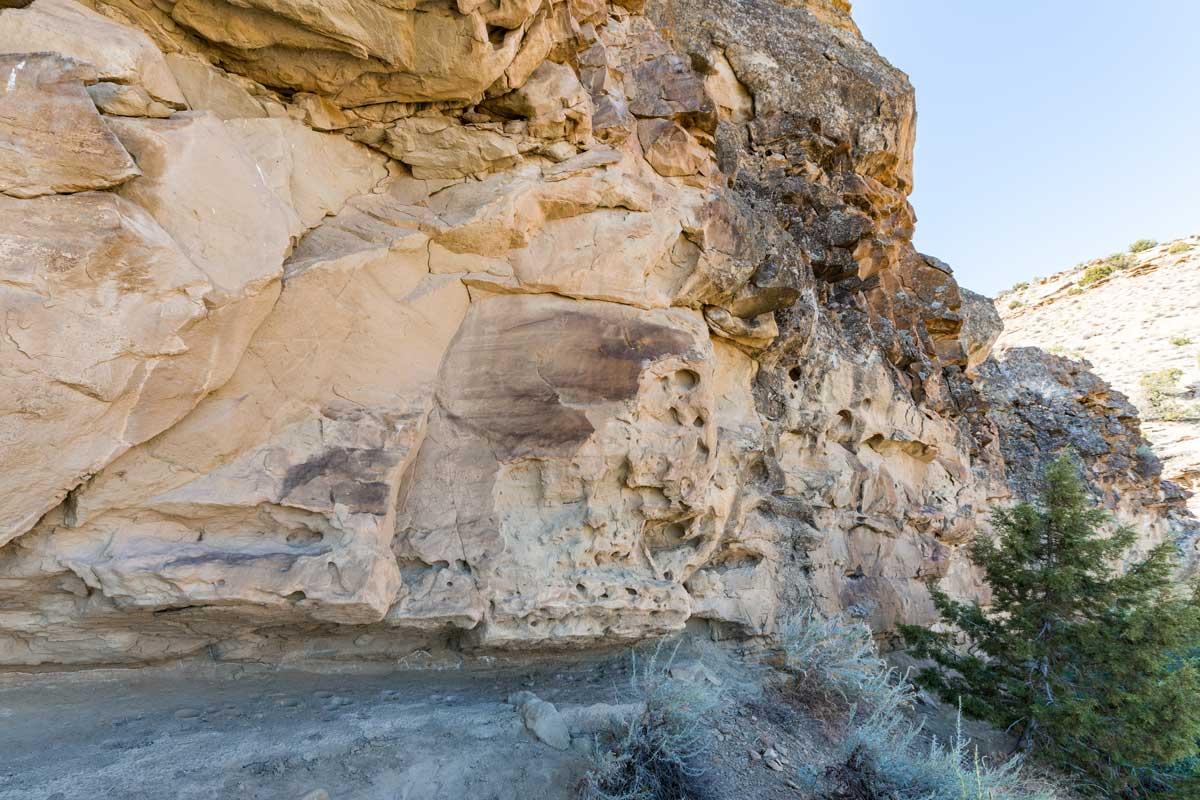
[851, 1, 1200, 296]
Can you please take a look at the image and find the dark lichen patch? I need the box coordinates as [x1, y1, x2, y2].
[281, 447, 396, 513]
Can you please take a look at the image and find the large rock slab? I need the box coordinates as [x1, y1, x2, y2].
[225, 117, 389, 231]
[160, 0, 536, 105]
[38, 220, 469, 626]
[0, 53, 138, 197]
[163, 53, 267, 120]
[106, 111, 293, 299]
[0, 0, 184, 105]
[0, 192, 211, 544]
[101, 111, 297, 442]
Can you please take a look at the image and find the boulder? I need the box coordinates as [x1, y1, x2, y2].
[163, 54, 267, 120]
[515, 694, 571, 751]
[86, 82, 173, 118]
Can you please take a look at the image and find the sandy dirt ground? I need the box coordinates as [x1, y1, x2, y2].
[0, 649, 833, 800]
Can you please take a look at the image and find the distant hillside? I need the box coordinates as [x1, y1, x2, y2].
[996, 235, 1200, 517]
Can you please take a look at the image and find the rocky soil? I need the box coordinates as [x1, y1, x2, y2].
[0, 648, 858, 800]
[0, 659, 607, 799]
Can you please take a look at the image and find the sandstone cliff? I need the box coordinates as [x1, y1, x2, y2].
[0, 0, 1184, 667]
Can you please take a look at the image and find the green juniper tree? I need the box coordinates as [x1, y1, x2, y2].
[903, 456, 1200, 798]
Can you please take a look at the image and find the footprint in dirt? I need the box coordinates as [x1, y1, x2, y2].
[204, 704, 241, 721]
[314, 691, 353, 710]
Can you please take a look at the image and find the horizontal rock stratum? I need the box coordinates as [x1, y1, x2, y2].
[0, 0, 1192, 666]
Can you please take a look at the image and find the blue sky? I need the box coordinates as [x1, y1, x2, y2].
[851, 1, 1200, 296]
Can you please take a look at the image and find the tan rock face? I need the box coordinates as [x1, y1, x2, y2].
[163, 54, 268, 120]
[397, 293, 720, 645]
[0, 192, 210, 544]
[0, 0, 1182, 665]
[638, 118, 707, 177]
[52, 227, 465, 626]
[107, 112, 293, 297]
[92, 0, 543, 105]
[224, 117, 388, 230]
[0, 53, 139, 197]
[0, 0, 184, 105]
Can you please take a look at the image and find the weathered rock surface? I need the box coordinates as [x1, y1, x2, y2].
[0, 53, 139, 197]
[0, 0, 185, 105]
[163, 53, 268, 119]
[0, 0, 1185, 666]
[397, 293, 716, 645]
[0, 191, 210, 544]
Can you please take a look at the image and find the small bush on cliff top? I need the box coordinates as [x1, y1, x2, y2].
[1106, 251, 1135, 269]
[1167, 241, 1193, 254]
[579, 644, 720, 800]
[904, 456, 1200, 798]
[1078, 262, 1114, 287]
[1140, 368, 1199, 421]
[1129, 238, 1158, 253]
[1169, 335, 1192, 347]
